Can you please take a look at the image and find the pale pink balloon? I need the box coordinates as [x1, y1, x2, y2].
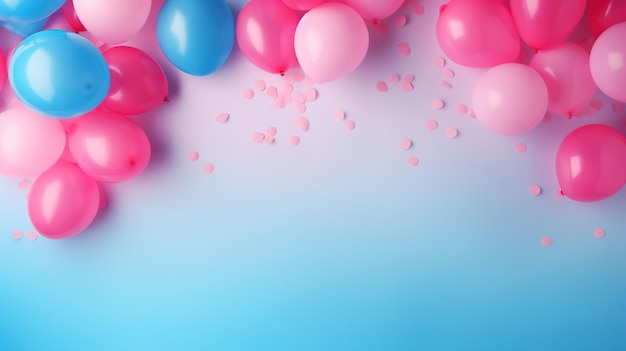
[529, 42, 596, 117]
[473, 63, 548, 136]
[28, 162, 99, 239]
[236, 0, 300, 74]
[68, 111, 151, 183]
[294, 2, 369, 83]
[74, 0, 151, 44]
[510, 0, 586, 50]
[343, 0, 404, 20]
[436, 0, 520, 68]
[0, 108, 66, 178]
[281, 0, 326, 11]
[590, 22, 626, 102]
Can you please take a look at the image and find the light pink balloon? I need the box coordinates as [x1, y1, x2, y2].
[0, 108, 66, 178]
[529, 42, 596, 118]
[68, 111, 151, 183]
[590, 22, 626, 102]
[510, 0, 586, 50]
[236, 0, 300, 74]
[473, 63, 548, 136]
[28, 162, 100, 239]
[343, 0, 404, 20]
[436, 0, 520, 68]
[281, 0, 326, 11]
[294, 2, 369, 83]
[74, 0, 151, 44]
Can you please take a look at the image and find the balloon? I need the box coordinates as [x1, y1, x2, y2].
[9, 30, 110, 118]
[73, 0, 151, 45]
[0, 0, 65, 23]
[556, 124, 626, 202]
[590, 22, 626, 102]
[157, 0, 234, 76]
[236, 0, 299, 75]
[473, 63, 548, 136]
[0, 48, 5, 92]
[102, 46, 168, 115]
[68, 111, 151, 183]
[27, 162, 100, 239]
[294, 2, 369, 83]
[0, 108, 66, 178]
[0, 17, 48, 37]
[588, 0, 626, 37]
[529, 42, 596, 118]
[61, 0, 86, 32]
[281, 0, 326, 11]
[343, 0, 404, 20]
[436, 0, 520, 68]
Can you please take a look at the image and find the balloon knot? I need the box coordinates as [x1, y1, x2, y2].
[567, 111, 573, 119]
[372, 19, 380, 26]
[163, 96, 170, 103]
[279, 71, 285, 77]
[439, 4, 447, 14]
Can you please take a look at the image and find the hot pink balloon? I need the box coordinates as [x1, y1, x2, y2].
[294, 2, 369, 83]
[343, 0, 404, 20]
[556, 124, 626, 202]
[0, 49, 5, 93]
[28, 162, 100, 239]
[0, 108, 66, 178]
[588, 0, 626, 37]
[529, 42, 596, 118]
[102, 46, 168, 115]
[236, 0, 300, 75]
[61, 0, 86, 32]
[68, 111, 151, 183]
[74, 0, 151, 44]
[473, 63, 548, 136]
[510, 0, 586, 50]
[436, 0, 520, 68]
[281, 0, 326, 11]
[590, 22, 626, 102]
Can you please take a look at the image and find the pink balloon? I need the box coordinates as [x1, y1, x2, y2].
[74, 0, 151, 44]
[473, 63, 548, 136]
[0, 49, 5, 93]
[529, 42, 596, 117]
[236, 0, 300, 75]
[588, 0, 626, 37]
[556, 124, 626, 202]
[294, 2, 369, 83]
[61, 0, 86, 32]
[590, 22, 626, 102]
[343, 0, 404, 20]
[28, 162, 100, 239]
[281, 0, 326, 11]
[102, 46, 168, 115]
[0, 108, 66, 178]
[68, 111, 151, 183]
[436, 0, 520, 68]
[510, 0, 586, 50]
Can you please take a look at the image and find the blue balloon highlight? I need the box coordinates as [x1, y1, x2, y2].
[0, 0, 65, 23]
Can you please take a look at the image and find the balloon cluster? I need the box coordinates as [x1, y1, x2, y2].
[436, 0, 626, 202]
[0, 0, 168, 239]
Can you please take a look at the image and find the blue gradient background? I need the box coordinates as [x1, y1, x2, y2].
[1, 1, 625, 350]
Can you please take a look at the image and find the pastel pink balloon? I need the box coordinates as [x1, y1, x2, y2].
[473, 63, 548, 136]
[0, 108, 66, 178]
[74, 0, 151, 44]
[103, 46, 168, 115]
[556, 124, 626, 202]
[510, 0, 586, 50]
[0, 49, 5, 93]
[61, 0, 86, 32]
[343, 0, 404, 20]
[281, 0, 326, 11]
[588, 0, 626, 37]
[236, 0, 299, 74]
[68, 111, 151, 183]
[590, 22, 626, 102]
[294, 2, 369, 83]
[436, 0, 520, 68]
[529, 42, 596, 117]
[28, 162, 100, 239]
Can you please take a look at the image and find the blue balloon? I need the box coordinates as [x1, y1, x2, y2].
[9, 30, 111, 118]
[0, 17, 48, 37]
[0, 0, 65, 23]
[157, 0, 235, 76]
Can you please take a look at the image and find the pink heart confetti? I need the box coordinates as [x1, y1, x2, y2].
[345, 120, 356, 131]
[389, 74, 400, 83]
[216, 113, 230, 123]
[443, 68, 455, 79]
[540, 236, 552, 247]
[593, 228, 605, 239]
[203, 163, 215, 174]
[265, 136, 275, 144]
[254, 80, 266, 92]
[514, 142, 527, 153]
[399, 138, 413, 150]
[296, 103, 307, 113]
[289, 135, 300, 146]
[434, 57, 446, 68]
[188, 151, 199, 162]
[11, 229, 23, 240]
[26, 231, 38, 242]
[397, 42, 411, 56]
[266, 86, 278, 100]
[334, 110, 345, 121]
[305, 88, 318, 101]
[408, 156, 419, 167]
[440, 80, 452, 89]
[266, 126, 277, 137]
[376, 81, 388, 93]
[431, 99, 445, 110]
[529, 185, 542, 197]
[294, 91, 306, 104]
[426, 120, 438, 131]
[456, 104, 468, 114]
[242, 89, 254, 100]
[401, 81, 414, 92]
[412, 4, 425, 15]
[252, 132, 265, 143]
[394, 15, 408, 27]
[446, 128, 458, 138]
[294, 117, 310, 132]
[402, 74, 415, 83]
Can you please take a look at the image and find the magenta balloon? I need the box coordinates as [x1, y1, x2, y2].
[102, 46, 168, 115]
[236, 0, 299, 74]
[529, 42, 596, 117]
[436, 0, 520, 68]
[343, 0, 404, 20]
[590, 22, 626, 102]
[556, 124, 626, 202]
[588, 0, 626, 37]
[68, 111, 151, 183]
[510, 0, 586, 50]
[294, 2, 369, 83]
[27, 162, 100, 239]
[473, 63, 548, 136]
[281, 0, 326, 11]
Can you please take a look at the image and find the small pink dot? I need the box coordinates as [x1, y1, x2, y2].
[434, 57, 446, 68]
[252, 132, 265, 143]
[399, 138, 412, 150]
[456, 104, 468, 114]
[440, 80, 452, 89]
[282, 82, 294, 94]
[293, 71, 306, 82]
[540, 236, 553, 247]
[397, 42, 411, 56]
[593, 228, 605, 239]
[305, 88, 318, 101]
[266, 86, 278, 100]
[243, 89, 254, 100]
[284, 93, 293, 105]
[265, 136, 275, 144]
[11, 229, 22, 240]
[389, 74, 400, 83]
[275, 97, 287, 109]
[294, 91, 306, 104]
[443, 68, 455, 79]
[376, 81, 388, 92]
[294, 117, 310, 132]
[426, 120, 438, 131]
[334, 110, 345, 121]
[412, 4, 425, 15]
[203, 163, 215, 174]
[254, 80, 266, 92]
[289, 135, 300, 146]
[266, 126, 277, 137]
[402, 74, 415, 83]
[529, 185, 542, 197]
[590, 99, 604, 110]
[408, 156, 419, 167]
[393, 15, 408, 27]
[188, 151, 199, 162]
[431, 99, 445, 110]
[26, 231, 38, 242]
[345, 120, 356, 131]
[514, 142, 527, 153]
[401, 81, 414, 92]
[446, 128, 458, 138]
[613, 102, 624, 113]
[216, 113, 230, 123]
[296, 103, 307, 113]
[17, 180, 31, 190]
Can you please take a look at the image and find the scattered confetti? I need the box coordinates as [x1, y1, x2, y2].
[216, 113, 230, 123]
[440, 80, 452, 89]
[11, 229, 22, 240]
[254, 80, 266, 92]
[399, 138, 413, 150]
[443, 68, 455, 79]
[243, 89, 254, 100]
[294, 117, 310, 132]
[593, 228, 605, 239]
[293, 70, 305, 82]
[514, 142, 527, 153]
[397, 42, 411, 56]
[282, 82, 294, 94]
[296, 103, 307, 113]
[266, 86, 278, 100]
[402, 74, 415, 83]
[305, 88, 318, 101]
[456, 104, 468, 115]
[412, 4, 425, 15]
[17, 180, 31, 190]
[294, 91, 306, 104]
[203, 163, 214, 174]
[393, 15, 408, 27]
[266, 126, 277, 137]
[401, 81, 414, 92]
[188, 151, 199, 162]
[265, 136, 275, 144]
[431, 99, 445, 110]
[252, 132, 265, 143]
[529, 185, 542, 197]
[613, 102, 624, 113]
[389, 74, 400, 83]
[426, 120, 438, 131]
[434, 57, 446, 68]
[446, 128, 458, 138]
[376, 81, 388, 93]
[590, 99, 604, 110]
[334, 110, 345, 121]
[289, 135, 300, 146]
[408, 156, 419, 167]
[540, 236, 553, 247]
[345, 120, 356, 131]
